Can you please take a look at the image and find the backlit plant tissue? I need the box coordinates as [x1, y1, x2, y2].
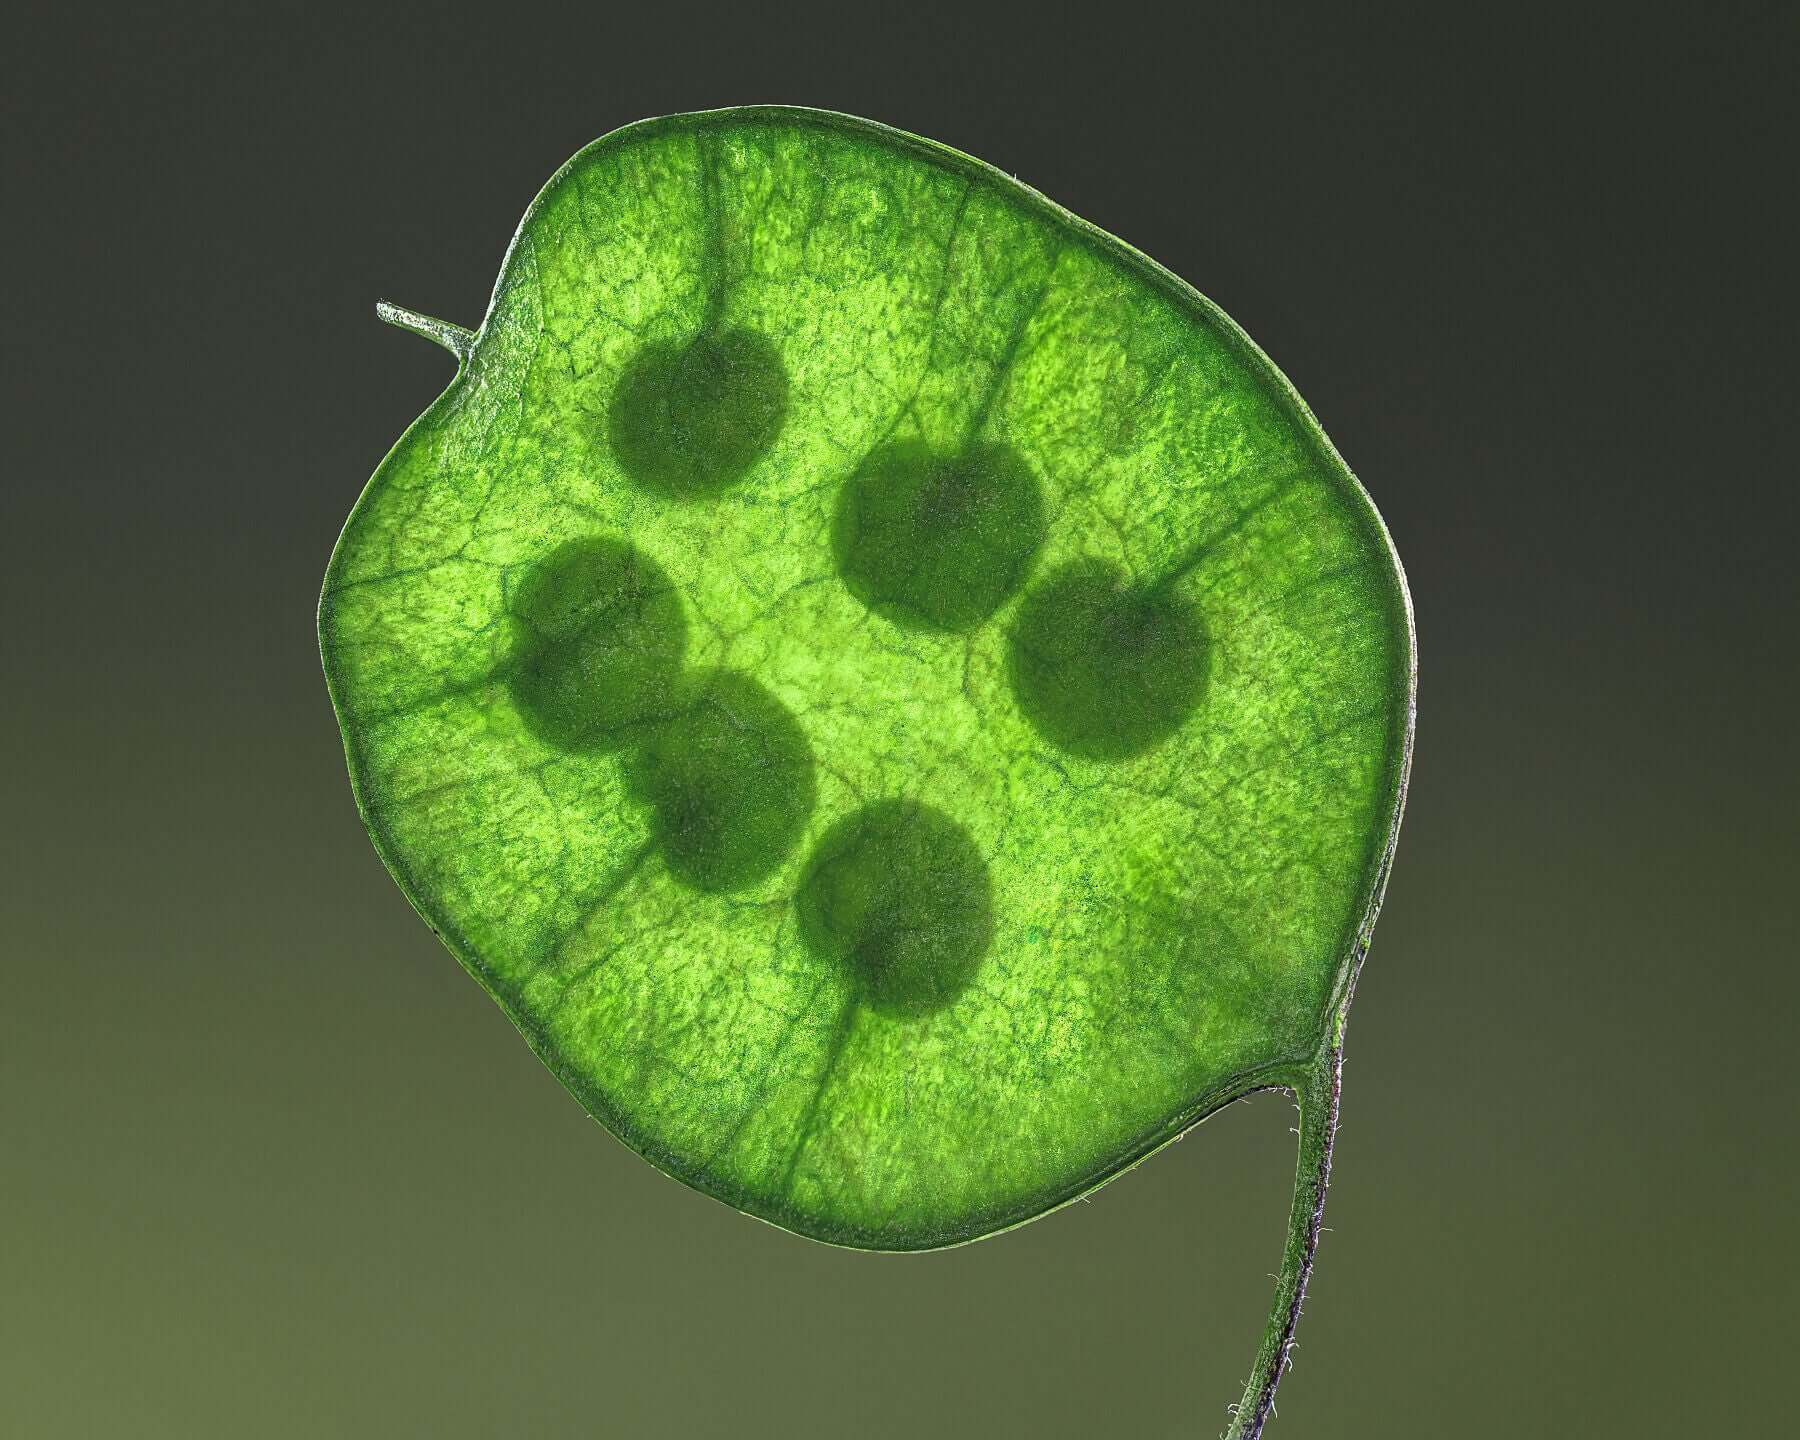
[320, 108, 1414, 1437]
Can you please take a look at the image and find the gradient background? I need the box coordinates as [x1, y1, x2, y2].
[8, 5, 1794, 1435]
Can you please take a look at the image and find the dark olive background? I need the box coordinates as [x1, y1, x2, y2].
[8, 4, 1794, 1435]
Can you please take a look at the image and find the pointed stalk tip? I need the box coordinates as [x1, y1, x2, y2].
[376, 300, 475, 362]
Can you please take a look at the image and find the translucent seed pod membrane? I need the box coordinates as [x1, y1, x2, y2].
[321, 109, 1412, 1322]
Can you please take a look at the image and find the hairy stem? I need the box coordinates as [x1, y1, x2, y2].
[375, 300, 475, 361]
[1224, 1004, 1347, 1439]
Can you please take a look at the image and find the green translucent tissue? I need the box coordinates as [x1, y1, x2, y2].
[320, 107, 1413, 1437]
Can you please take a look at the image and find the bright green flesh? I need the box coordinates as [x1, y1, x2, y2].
[320, 108, 1412, 1251]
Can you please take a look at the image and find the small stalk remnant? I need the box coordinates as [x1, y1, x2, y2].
[376, 300, 474, 362]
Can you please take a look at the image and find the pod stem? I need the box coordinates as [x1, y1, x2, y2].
[1224, 1003, 1347, 1440]
[376, 300, 475, 361]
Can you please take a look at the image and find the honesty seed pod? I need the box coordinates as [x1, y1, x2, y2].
[319, 107, 1414, 1438]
